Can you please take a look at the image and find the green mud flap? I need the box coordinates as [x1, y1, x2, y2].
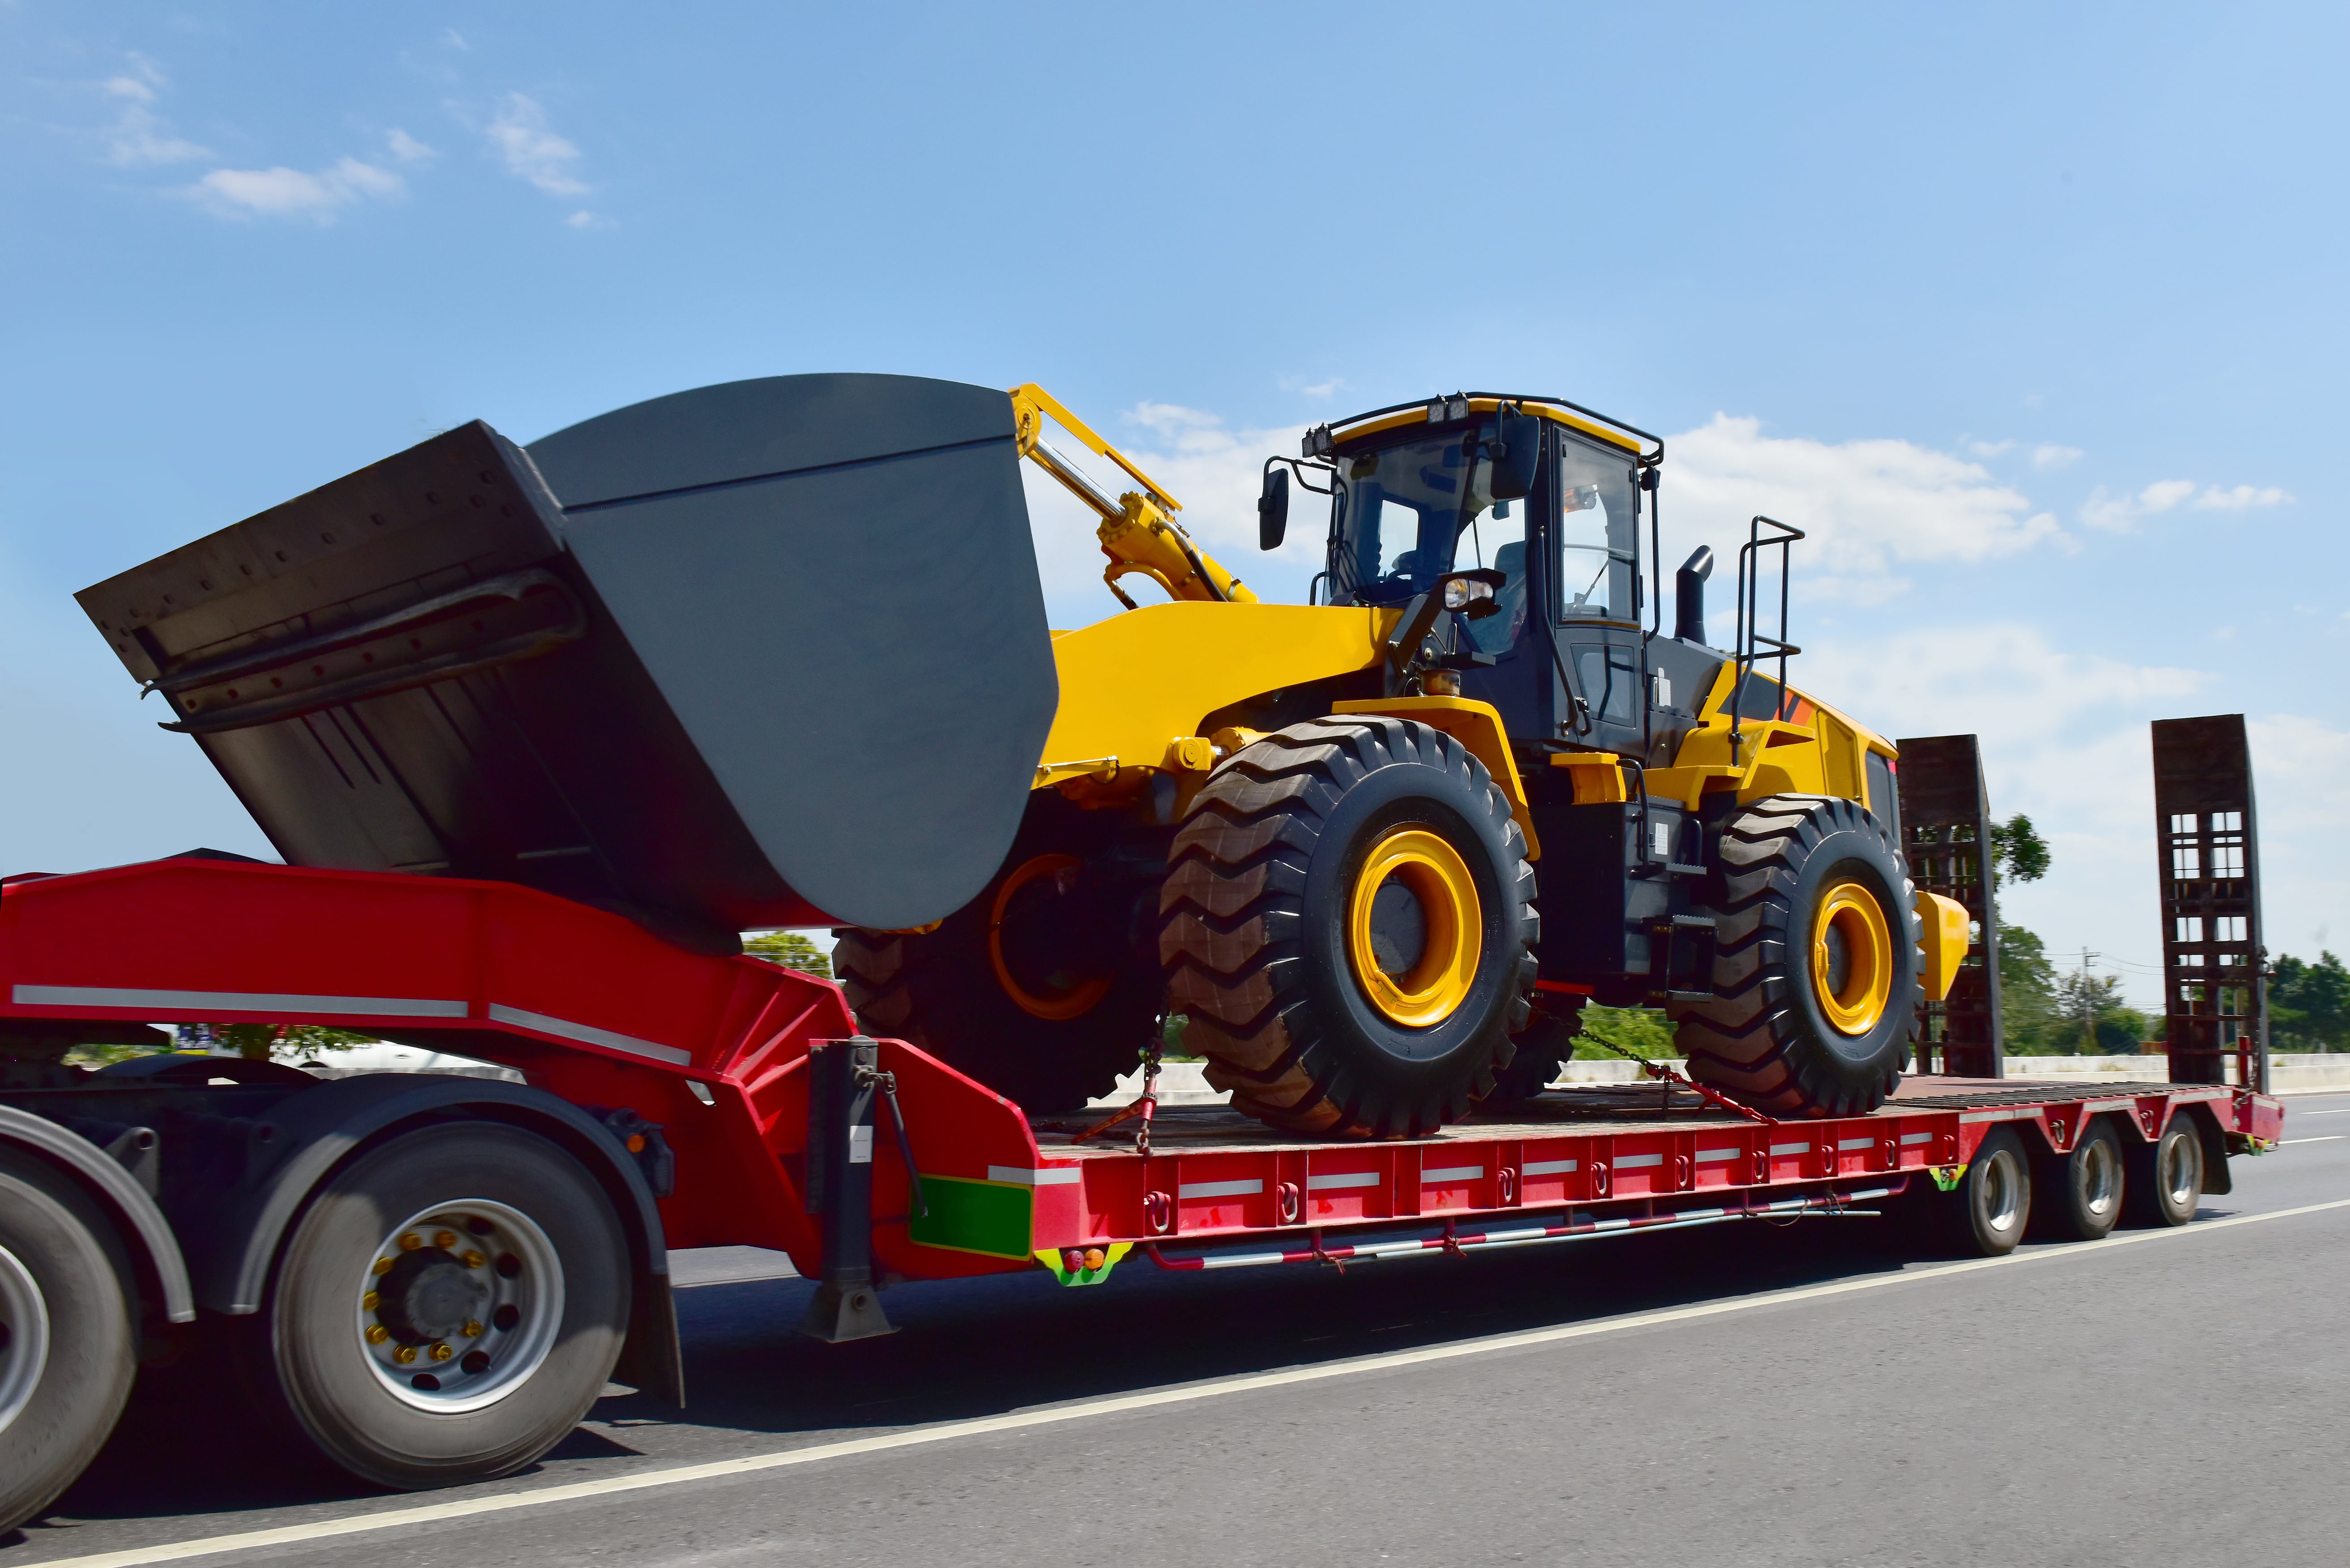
[908, 1175, 1036, 1260]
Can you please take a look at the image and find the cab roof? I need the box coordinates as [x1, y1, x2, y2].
[1305, 393, 1659, 463]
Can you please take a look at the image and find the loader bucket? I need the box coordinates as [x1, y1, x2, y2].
[78, 374, 1058, 945]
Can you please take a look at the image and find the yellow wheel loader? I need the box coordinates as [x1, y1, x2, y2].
[83, 374, 1966, 1137]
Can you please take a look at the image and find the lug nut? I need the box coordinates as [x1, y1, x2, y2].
[429, 1343, 454, 1362]
[462, 1249, 486, 1269]
[393, 1344, 418, 1364]
[462, 1320, 484, 1338]
[363, 1291, 380, 1311]
[398, 1232, 423, 1252]
[433, 1230, 459, 1249]
[366, 1324, 391, 1344]
[372, 1257, 395, 1276]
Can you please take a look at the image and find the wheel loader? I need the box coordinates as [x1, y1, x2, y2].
[80, 374, 1967, 1138]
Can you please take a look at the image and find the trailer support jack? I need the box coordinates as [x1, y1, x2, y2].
[800, 1036, 897, 1342]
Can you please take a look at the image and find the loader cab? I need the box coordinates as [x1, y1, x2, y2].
[1317, 399, 1698, 760]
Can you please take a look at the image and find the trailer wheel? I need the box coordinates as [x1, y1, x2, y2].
[256, 1123, 628, 1490]
[835, 798, 1161, 1111]
[0, 1151, 137, 1534]
[1949, 1126, 2033, 1256]
[2044, 1118, 2126, 1241]
[1670, 795, 1922, 1118]
[1161, 717, 1538, 1138]
[2124, 1111, 2204, 1228]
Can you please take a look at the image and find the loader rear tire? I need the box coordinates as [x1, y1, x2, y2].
[1161, 717, 1538, 1139]
[835, 799, 1162, 1112]
[1670, 795, 1921, 1118]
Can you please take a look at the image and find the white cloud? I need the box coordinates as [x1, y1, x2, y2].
[188, 157, 405, 222]
[486, 94, 588, 195]
[385, 128, 435, 164]
[1966, 439, 2014, 459]
[2192, 482, 2293, 510]
[98, 56, 210, 166]
[2031, 444, 2083, 470]
[2082, 476, 2290, 530]
[2246, 715, 2350, 956]
[1664, 414, 2061, 599]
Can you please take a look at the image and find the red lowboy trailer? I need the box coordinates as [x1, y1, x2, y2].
[0, 855, 2285, 1527]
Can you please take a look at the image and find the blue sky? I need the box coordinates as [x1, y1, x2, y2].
[4, 3, 2343, 1005]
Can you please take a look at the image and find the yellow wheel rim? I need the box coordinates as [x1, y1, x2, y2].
[1810, 879, 1892, 1035]
[1346, 828, 1483, 1028]
[989, 853, 1113, 1021]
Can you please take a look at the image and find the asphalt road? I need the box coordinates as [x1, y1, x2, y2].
[14, 1093, 2350, 1568]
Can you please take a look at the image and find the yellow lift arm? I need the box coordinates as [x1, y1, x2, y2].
[1009, 383, 1257, 608]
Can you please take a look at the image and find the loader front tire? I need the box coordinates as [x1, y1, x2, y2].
[835, 799, 1162, 1112]
[1670, 795, 1921, 1118]
[1161, 717, 1538, 1139]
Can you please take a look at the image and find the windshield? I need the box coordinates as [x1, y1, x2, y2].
[1326, 429, 1521, 621]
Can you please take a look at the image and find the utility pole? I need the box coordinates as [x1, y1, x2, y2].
[2080, 948, 2099, 1054]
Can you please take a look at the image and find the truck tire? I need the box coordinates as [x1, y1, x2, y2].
[1671, 795, 1922, 1117]
[834, 799, 1162, 1112]
[0, 1151, 137, 1534]
[2043, 1118, 2126, 1241]
[252, 1123, 629, 1490]
[1953, 1125, 2032, 1256]
[2124, 1110, 2204, 1228]
[1161, 717, 1538, 1138]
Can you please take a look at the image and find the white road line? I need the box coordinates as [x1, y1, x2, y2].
[2282, 1136, 2346, 1145]
[2297, 1109, 2350, 1115]
[35, 1195, 2350, 1568]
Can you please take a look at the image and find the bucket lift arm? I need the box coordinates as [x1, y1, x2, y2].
[1009, 383, 1257, 609]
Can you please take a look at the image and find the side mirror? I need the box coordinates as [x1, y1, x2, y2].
[1487, 405, 1540, 501]
[1257, 466, 1291, 551]
[1675, 545, 1714, 644]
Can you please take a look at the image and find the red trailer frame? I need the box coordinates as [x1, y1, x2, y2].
[1, 857, 2285, 1297]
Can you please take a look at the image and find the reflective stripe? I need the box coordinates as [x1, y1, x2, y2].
[1768, 1142, 1809, 1155]
[1179, 1178, 1262, 1200]
[1616, 1153, 1664, 1170]
[987, 1166, 1083, 1186]
[1694, 1147, 1739, 1163]
[1837, 1137, 1877, 1151]
[1421, 1165, 1483, 1184]
[13, 983, 466, 1018]
[1522, 1158, 1578, 1175]
[1961, 1108, 2032, 1124]
[1899, 1132, 1934, 1146]
[484, 1003, 690, 1065]
[1306, 1172, 1380, 1192]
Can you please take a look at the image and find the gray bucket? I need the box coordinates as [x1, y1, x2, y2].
[78, 374, 1058, 947]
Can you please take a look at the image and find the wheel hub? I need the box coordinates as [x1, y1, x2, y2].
[990, 853, 1115, 1021]
[1809, 879, 1892, 1035]
[0, 1242, 50, 1438]
[357, 1200, 563, 1414]
[1346, 827, 1482, 1028]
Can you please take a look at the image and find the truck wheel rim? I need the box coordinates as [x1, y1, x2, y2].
[2161, 1129, 2201, 1209]
[1976, 1148, 2024, 1238]
[1810, 880, 1891, 1035]
[356, 1199, 563, 1415]
[1347, 827, 1482, 1028]
[989, 853, 1114, 1021]
[2078, 1136, 2121, 1219]
[0, 1243, 51, 1438]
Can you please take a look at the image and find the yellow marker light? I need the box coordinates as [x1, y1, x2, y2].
[1082, 1248, 1106, 1271]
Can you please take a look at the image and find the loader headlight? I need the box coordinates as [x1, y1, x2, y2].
[1442, 578, 1495, 612]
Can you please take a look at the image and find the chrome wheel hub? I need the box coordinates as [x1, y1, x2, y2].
[0, 1244, 50, 1437]
[357, 1199, 562, 1413]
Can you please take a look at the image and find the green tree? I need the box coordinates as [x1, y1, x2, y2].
[2272, 951, 2350, 1051]
[1987, 813, 2050, 888]
[2050, 968, 2153, 1055]
[745, 929, 833, 981]
[211, 1023, 378, 1062]
[1997, 921, 2064, 1053]
[1575, 1004, 1679, 1059]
